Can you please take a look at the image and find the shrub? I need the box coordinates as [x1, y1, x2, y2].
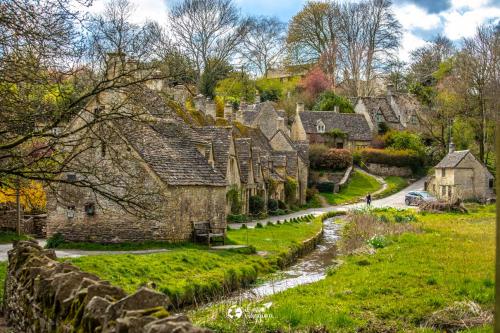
[227, 214, 250, 223]
[309, 145, 352, 171]
[255, 222, 264, 228]
[352, 150, 362, 166]
[313, 91, 354, 113]
[249, 195, 265, 216]
[316, 182, 335, 193]
[378, 122, 390, 134]
[45, 233, 65, 249]
[226, 187, 242, 215]
[284, 177, 298, 205]
[359, 148, 423, 172]
[277, 200, 287, 210]
[306, 187, 319, 201]
[267, 199, 279, 212]
[382, 130, 425, 154]
[367, 235, 389, 249]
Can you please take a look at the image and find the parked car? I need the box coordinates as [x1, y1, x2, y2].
[405, 191, 436, 206]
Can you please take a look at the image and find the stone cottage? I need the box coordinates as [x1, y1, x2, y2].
[47, 89, 228, 243]
[354, 85, 421, 133]
[426, 144, 495, 202]
[295, 108, 372, 149]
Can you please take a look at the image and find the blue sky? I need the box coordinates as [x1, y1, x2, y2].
[83, 0, 500, 62]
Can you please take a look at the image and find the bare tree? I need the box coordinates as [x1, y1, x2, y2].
[455, 23, 499, 162]
[240, 16, 286, 77]
[169, 0, 248, 88]
[0, 0, 174, 217]
[287, 1, 341, 87]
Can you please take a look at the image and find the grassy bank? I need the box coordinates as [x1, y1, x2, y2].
[321, 170, 382, 205]
[63, 214, 324, 309]
[0, 231, 30, 244]
[193, 205, 495, 332]
[373, 176, 409, 199]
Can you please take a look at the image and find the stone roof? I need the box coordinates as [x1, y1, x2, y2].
[293, 141, 309, 164]
[234, 138, 252, 184]
[435, 150, 470, 169]
[299, 111, 372, 141]
[119, 119, 226, 187]
[359, 97, 400, 125]
[194, 126, 232, 176]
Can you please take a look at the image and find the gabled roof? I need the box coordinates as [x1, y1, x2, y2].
[359, 97, 400, 124]
[118, 119, 226, 186]
[435, 150, 471, 169]
[234, 138, 252, 184]
[299, 111, 372, 141]
[194, 126, 233, 176]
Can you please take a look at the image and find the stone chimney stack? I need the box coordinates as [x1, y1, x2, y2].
[296, 102, 305, 114]
[106, 52, 126, 81]
[387, 84, 394, 96]
[205, 98, 216, 119]
[449, 139, 455, 154]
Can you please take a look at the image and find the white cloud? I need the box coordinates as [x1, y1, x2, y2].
[442, 6, 500, 40]
[394, 4, 441, 31]
[399, 32, 429, 62]
[450, 0, 492, 10]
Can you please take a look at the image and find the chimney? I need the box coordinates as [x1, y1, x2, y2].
[387, 84, 394, 96]
[255, 91, 261, 104]
[193, 94, 205, 112]
[449, 139, 455, 154]
[334, 105, 339, 113]
[106, 52, 126, 80]
[205, 98, 216, 118]
[224, 102, 233, 120]
[296, 102, 305, 114]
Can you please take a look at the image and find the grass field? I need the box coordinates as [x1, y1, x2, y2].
[373, 176, 409, 199]
[321, 170, 382, 205]
[193, 205, 496, 332]
[63, 215, 323, 308]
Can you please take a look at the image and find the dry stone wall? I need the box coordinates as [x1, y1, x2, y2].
[366, 163, 412, 177]
[4, 240, 211, 333]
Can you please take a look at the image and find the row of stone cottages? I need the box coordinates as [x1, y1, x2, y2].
[46, 86, 309, 243]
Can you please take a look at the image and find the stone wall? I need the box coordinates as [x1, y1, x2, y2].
[47, 185, 227, 243]
[0, 210, 47, 237]
[366, 163, 412, 177]
[4, 240, 210, 333]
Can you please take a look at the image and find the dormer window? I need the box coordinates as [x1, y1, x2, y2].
[375, 109, 384, 123]
[316, 120, 326, 133]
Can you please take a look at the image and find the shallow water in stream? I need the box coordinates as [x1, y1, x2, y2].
[230, 217, 342, 300]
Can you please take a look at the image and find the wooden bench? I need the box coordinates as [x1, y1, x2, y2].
[192, 221, 225, 246]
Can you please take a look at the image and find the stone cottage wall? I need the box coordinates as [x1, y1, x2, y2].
[366, 163, 412, 177]
[4, 240, 210, 333]
[47, 186, 226, 243]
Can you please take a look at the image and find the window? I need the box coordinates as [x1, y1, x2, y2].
[336, 142, 344, 149]
[67, 205, 75, 219]
[441, 169, 446, 177]
[67, 173, 77, 182]
[441, 186, 446, 196]
[375, 109, 384, 123]
[489, 179, 494, 189]
[317, 123, 325, 133]
[410, 115, 418, 125]
[448, 186, 452, 198]
[84, 203, 95, 216]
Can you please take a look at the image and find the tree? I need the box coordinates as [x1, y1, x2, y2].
[0, 0, 174, 218]
[299, 66, 330, 104]
[169, 0, 249, 90]
[287, 1, 341, 87]
[454, 24, 499, 162]
[313, 91, 354, 113]
[215, 71, 256, 104]
[240, 16, 286, 77]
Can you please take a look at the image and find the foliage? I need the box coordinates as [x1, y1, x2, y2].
[306, 188, 319, 201]
[284, 177, 298, 205]
[309, 146, 353, 171]
[249, 195, 265, 216]
[215, 72, 256, 103]
[324, 128, 347, 140]
[45, 233, 65, 249]
[0, 181, 47, 213]
[313, 91, 354, 113]
[367, 235, 389, 249]
[321, 171, 381, 205]
[226, 214, 250, 223]
[267, 199, 279, 213]
[316, 182, 335, 193]
[299, 67, 330, 102]
[0, 231, 30, 244]
[226, 186, 242, 215]
[193, 205, 496, 332]
[382, 130, 425, 154]
[198, 59, 233, 98]
[255, 77, 299, 102]
[359, 148, 424, 172]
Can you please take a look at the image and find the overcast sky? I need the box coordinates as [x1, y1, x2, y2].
[83, 0, 500, 62]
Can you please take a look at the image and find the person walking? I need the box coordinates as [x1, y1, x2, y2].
[366, 193, 372, 206]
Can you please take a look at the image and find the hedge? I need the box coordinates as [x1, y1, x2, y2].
[309, 144, 353, 171]
[360, 148, 423, 171]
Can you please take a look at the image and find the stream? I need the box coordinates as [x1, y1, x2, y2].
[231, 217, 342, 300]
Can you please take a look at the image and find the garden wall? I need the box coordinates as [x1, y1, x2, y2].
[4, 240, 210, 333]
[366, 163, 412, 177]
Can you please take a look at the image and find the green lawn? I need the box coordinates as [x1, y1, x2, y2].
[373, 176, 409, 199]
[63, 215, 323, 308]
[321, 170, 382, 205]
[193, 205, 496, 332]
